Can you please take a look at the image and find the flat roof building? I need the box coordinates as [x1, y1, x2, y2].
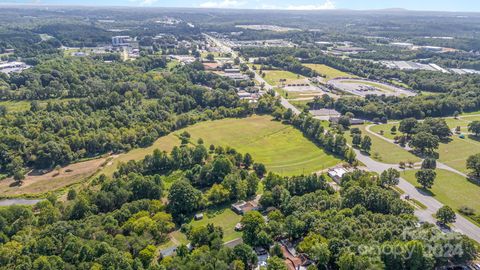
[112, 36, 132, 47]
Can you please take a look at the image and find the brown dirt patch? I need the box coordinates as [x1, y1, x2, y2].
[0, 157, 108, 196]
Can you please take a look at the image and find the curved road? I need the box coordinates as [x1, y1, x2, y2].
[205, 33, 480, 243]
[361, 126, 480, 243]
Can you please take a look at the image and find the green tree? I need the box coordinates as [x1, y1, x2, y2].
[168, 179, 202, 218]
[415, 169, 436, 189]
[399, 118, 418, 136]
[466, 153, 480, 177]
[468, 121, 480, 136]
[233, 244, 258, 268]
[138, 245, 156, 267]
[421, 158, 437, 170]
[380, 168, 400, 187]
[345, 148, 357, 165]
[436, 205, 456, 224]
[310, 243, 330, 269]
[352, 134, 362, 147]
[67, 189, 77, 200]
[206, 53, 215, 61]
[243, 153, 253, 169]
[241, 211, 265, 246]
[390, 125, 397, 134]
[253, 163, 266, 178]
[205, 184, 230, 205]
[409, 132, 439, 154]
[360, 135, 372, 153]
[267, 256, 287, 270]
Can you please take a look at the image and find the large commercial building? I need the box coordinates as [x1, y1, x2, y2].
[112, 36, 132, 47]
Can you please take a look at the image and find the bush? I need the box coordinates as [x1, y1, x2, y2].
[458, 206, 476, 216]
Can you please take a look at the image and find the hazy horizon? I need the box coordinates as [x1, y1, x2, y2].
[0, 0, 479, 13]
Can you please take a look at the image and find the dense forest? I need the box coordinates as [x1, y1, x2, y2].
[0, 55, 276, 179]
[0, 142, 476, 269]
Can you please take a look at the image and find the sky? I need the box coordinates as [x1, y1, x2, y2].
[0, 0, 479, 12]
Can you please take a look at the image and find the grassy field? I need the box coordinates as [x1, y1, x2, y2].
[303, 64, 356, 81]
[402, 169, 480, 216]
[161, 208, 242, 249]
[175, 116, 341, 176]
[289, 100, 310, 111]
[341, 80, 395, 93]
[101, 135, 179, 177]
[369, 123, 400, 140]
[0, 99, 81, 113]
[276, 88, 322, 100]
[102, 115, 341, 177]
[346, 125, 420, 164]
[262, 70, 305, 86]
[438, 137, 480, 173]
[0, 100, 32, 112]
[370, 115, 480, 173]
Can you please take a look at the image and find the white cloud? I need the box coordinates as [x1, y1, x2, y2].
[129, 0, 159, 6]
[286, 0, 335, 10]
[200, 0, 246, 8]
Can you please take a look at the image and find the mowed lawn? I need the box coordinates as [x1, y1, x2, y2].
[346, 125, 420, 164]
[402, 169, 480, 216]
[176, 115, 341, 176]
[102, 115, 341, 177]
[303, 64, 356, 81]
[371, 115, 480, 173]
[161, 208, 242, 249]
[262, 70, 305, 86]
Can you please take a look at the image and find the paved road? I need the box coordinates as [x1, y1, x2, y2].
[206, 33, 480, 243]
[364, 124, 469, 178]
[353, 140, 480, 243]
[205, 34, 302, 116]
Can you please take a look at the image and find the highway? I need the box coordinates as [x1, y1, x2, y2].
[204, 33, 480, 243]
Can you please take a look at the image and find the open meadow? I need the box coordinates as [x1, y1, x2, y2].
[103, 115, 341, 177]
[262, 70, 305, 86]
[303, 63, 356, 81]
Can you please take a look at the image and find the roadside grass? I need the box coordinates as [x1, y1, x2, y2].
[102, 115, 341, 177]
[438, 136, 480, 173]
[345, 125, 420, 164]
[402, 169, 480, 219]
[303, 64, 356, 81]
[371, 116, 480, 174]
